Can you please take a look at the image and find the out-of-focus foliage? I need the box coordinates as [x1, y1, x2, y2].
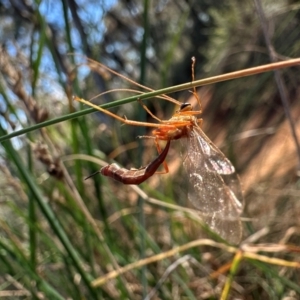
[0, 0, 300, 299]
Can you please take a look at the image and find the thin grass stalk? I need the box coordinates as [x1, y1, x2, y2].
[1, 58, 299, 143]
[138, 0, 150, 296]
[27, 144, 37, 270]
[221, 250, 243, 300]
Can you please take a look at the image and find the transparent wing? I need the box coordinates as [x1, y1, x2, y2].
[202, 211, 243, 244]
[182, 126, 244, 243]
[183, 126, 244, 219]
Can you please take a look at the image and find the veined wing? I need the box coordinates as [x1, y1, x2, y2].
[183, 126, 244, 218]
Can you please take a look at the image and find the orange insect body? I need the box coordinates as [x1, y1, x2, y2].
[76, 57, 244, 243]
[151, 104, 200, 141]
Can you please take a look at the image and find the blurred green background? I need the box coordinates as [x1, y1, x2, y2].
[0, 0, 300, 299]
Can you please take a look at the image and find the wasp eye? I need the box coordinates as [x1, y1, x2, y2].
[180, 103, 192, 111]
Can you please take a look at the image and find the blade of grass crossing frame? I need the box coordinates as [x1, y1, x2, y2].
[0, 125, 97, 298]
[139, 0, 150, 296]
[220, 250, 243, 300]
[1, 58, 300, 144]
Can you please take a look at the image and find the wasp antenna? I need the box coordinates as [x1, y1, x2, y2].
[191, 56, 202, 111]
[191, 57, 196, 82]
